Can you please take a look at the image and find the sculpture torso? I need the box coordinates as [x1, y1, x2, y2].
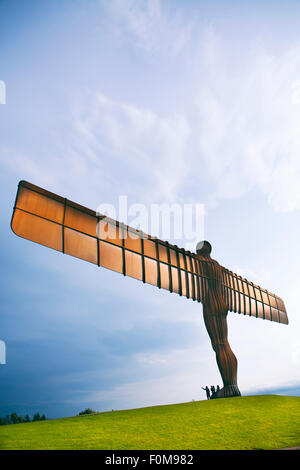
[198, 256, 228, 315]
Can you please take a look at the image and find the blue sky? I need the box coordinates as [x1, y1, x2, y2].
[0, 0, 300, 419]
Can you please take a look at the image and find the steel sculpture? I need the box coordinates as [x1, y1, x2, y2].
[11, 181, 289, 399]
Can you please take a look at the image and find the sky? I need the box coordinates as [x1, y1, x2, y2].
[0, 0, 300, 420]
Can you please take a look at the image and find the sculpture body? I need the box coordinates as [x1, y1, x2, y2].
[198, 244, 240, 397]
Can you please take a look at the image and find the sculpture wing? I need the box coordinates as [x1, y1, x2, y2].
[11, 181, 209, 303]
[221, 267, 288, 325]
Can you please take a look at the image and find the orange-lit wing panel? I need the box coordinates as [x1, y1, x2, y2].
[222, 268, 288, 325]
[125, 250, 143, 281]
[99, 240, 123, 274]
[12, 208, 63, 252]
[144, 257, 158, 286]
[11, 181, 223, 306]
[64, 205, 97, 238]
[98, 218, 123, 247]
[64, 228, 98, 265]
[16, 184, 64, 224]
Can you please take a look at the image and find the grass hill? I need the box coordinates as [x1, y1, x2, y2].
[0, 395, 299, 450]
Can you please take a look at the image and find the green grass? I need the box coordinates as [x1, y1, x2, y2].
[0, 395, 299, 450]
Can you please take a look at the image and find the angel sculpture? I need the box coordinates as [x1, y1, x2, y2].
[11, 181, 288, 398]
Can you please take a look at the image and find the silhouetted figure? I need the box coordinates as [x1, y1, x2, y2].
[210, 385, 221, 399]
[202, 386, 210, 400]
[197, 241, 241, 398]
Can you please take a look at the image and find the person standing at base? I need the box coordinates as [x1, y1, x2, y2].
[202, 386, 210, 400]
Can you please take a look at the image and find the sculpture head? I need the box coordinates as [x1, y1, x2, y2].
[196, 240, 212, 257]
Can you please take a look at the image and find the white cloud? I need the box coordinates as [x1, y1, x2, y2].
[69, 20, 300, 213]
[70, 91, 190, 203]
[6, 10, 300, 215]
[104, 0, 194, 59]
[191, 32, 300, 212]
